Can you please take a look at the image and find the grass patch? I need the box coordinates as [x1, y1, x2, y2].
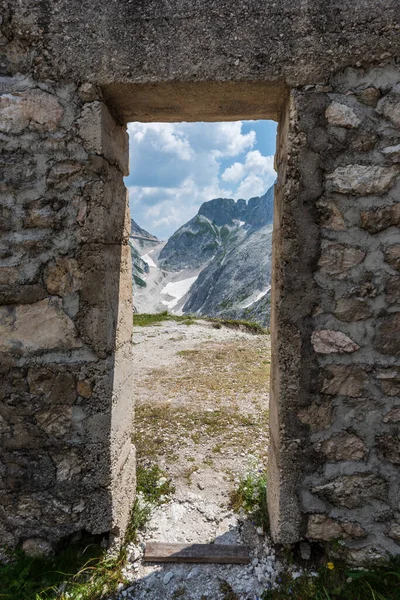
[144, 340, 271, 401]
[262, 558, 400, 599]
[230, 462, 269, 532]
[133, 311, 196, 327]
[133, 311, 268, 334]
[0, 465, 174, 600]
[134, 402, 269, 465]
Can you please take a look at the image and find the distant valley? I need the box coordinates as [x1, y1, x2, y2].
[129, 185, 274, 326]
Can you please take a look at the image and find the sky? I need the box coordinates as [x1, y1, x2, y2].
[125, 120, 277, 240]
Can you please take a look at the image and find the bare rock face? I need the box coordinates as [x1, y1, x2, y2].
[313, 474, 389, 509]
[311, 330, 360, 354]
[375, 313, 400, 355]
[325, 102, 361, 128]
[317, 432, 367, 461]
[307, 514, 366, 540]
[321, 365, 366, 397]
[326, 165, 399, 195]
[0, 90, 64, 133]
[0, 298, 82, 354]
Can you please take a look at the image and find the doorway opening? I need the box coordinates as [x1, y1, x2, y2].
[125, 118, 279, 596]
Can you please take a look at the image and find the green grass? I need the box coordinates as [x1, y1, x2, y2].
[0, 465, 174, 600]
[133, 311, 268, 334]
[133, 311, 196, 327]
[262, 558, 400, 600]
[230, 463, 269, 532]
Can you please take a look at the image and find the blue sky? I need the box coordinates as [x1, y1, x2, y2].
[125, 120, 277, 240]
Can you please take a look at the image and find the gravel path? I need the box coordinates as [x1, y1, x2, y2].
[114, 320, 289, 600]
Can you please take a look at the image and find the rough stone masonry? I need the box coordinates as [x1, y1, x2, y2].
[0, 0, 399, 563]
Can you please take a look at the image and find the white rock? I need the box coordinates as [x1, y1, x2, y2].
[163, 571, 174, 585]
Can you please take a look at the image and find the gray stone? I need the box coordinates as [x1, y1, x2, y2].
[334, 298, 372, 322]
[325, 102, 361, 128]
[313, 474, 388, 509]
[360, 203, 400, 233]
[326, 165, 399, 195]
[318, 244, 365, 275]
[311, 330, 360, 354]
[375, 313, 400, 355]
[318, 432, 367, 461]
[321, 365, 366, 397]
[381, 144, 400, 163]
[0, 298, 83, 354]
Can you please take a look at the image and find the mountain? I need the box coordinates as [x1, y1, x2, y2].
[130, 186, 274, 325]
[129, 219, 162, 311]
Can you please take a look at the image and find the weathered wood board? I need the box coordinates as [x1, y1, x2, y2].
[143, 542, 250, 564]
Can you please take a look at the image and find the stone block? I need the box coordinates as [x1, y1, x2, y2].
[298, 402, 335, 433]
[77, 379, 93, 398]
[0, 298, 83, 354]
[318, 243, 365, 275]
[321, 365, 366, 397]
[326, 165, 399, 195]
[388, 523, 400, 543]
[383, 408, 400, 423]
[312, 330, 360, 354]
[21, 537, 53, 557]
[313, 474, 388, 509]
[43, 258, 82, 297]
[377, 368, 400, 397]
[78, 101, 128, 175]
[0, 89, 64, 133]
[377, 93, 400, 128]
[360, 203, 400, 233]
[384, 245, 400, 271]
[376, 435, 400, 464]
[334, 297, 372, 321]
[317, 432, 367, 461]
[307, 514, 366, 541]
[375, 313, 400, 355]
[385, 276, 400, 304]
[325, 102, 361, 128]
[381, 144, 400, 163]
[356, 87, 381, 107]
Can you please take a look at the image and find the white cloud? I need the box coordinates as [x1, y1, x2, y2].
[128, 123, 193, 161]
[222, 150, 276, 198]
[126, 122, 276, 239]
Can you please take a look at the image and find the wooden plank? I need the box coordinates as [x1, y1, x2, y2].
[143, 542, 250, 564]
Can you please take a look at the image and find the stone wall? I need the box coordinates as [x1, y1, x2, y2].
[0, 0, 399, 562]
[269, 65, 400, 561]
[0, 78, 135, 551]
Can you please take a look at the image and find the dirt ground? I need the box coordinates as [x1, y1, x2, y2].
[122, 319, 276, 600]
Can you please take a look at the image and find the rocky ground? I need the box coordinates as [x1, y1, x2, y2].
[113, 319, 293, 600]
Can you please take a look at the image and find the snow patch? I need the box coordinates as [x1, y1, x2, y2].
[161, 275, 199, 309]
[241, 286, 271, 309]
[141, 253, 157, 268]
